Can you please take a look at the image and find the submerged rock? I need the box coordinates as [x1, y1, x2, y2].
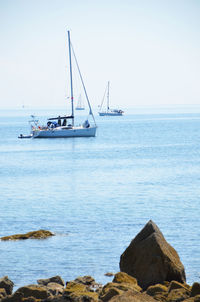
[105, 273, 115, 277]
[120, 220, 186, 289]
[0, 230, 54, 241]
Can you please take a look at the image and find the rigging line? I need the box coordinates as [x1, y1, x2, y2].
[99, 84, 107, 111]
[70, 42, 97, 126]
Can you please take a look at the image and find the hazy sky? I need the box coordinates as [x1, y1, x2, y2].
[0, 0, 200, 110]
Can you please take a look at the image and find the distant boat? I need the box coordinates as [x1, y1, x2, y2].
[20, 31, 97, 139]
[98, 81, 124, 116]
[18, 134, 33, 139]
[75, 94, 85, 110]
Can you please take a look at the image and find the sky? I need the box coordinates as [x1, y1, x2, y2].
[0, 0, 200, 110]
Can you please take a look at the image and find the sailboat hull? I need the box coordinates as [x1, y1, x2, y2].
[32, 126, 97, 138]
[99, 112, 123, 116]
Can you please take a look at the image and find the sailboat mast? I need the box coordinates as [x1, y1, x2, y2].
[107, 81, 110, 112]
[68, 30, 74, 126]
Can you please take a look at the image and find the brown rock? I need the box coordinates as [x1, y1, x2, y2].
[195, 295, 200, 302]
[72, 276, 102, 292]
[37, 276, 64, 287]
[151, 293, 168, 302]
[105, 273, 115, 277]
[146, 284, 168, 296]
[1, 292, 23, 302]
[100, 281, 140, 299]
[68, 291, 98, 301]
[45, 297, 66, 302]
[168, 281, 190, 293]
[63, 281, 98, 301]
[0, 276, 14, 295]
[22, 298, 38, 302]
[0, 288, 7, 299]
[15, 285, 49, 299]
[64, 282, 87, 294]
[101, 287, 123, 302]
[74, 276, 95, 286]
[191, 283, 200, 297]
[184, 296, 200, 302]
[46, 282, 64, 295]
[120, 220, 186, 289]
[113, 272, 138, 285]
[109, 290, 157, 302]
[183, 298, 196, 302]
[113, 272, 142, 292]
[166, 288, 190, 302]
[1, 230, 54, 241]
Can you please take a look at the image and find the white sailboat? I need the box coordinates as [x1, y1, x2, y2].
[23, 31, 97, 138]
[98, 81, 124, 116]
[75, 94, 85, 110]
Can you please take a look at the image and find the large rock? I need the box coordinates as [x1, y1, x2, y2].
[120, 220, 186, 289]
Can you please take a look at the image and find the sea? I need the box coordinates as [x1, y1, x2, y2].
[0, 106, 200, 290]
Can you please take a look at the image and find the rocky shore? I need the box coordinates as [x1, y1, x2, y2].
[1, 221, 200, 302]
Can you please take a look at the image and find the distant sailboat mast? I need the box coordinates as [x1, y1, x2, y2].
[76, 94, 85, 110]
[107, 81, 110, 113]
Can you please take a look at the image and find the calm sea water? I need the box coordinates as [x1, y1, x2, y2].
[0, 108, 200, 289]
